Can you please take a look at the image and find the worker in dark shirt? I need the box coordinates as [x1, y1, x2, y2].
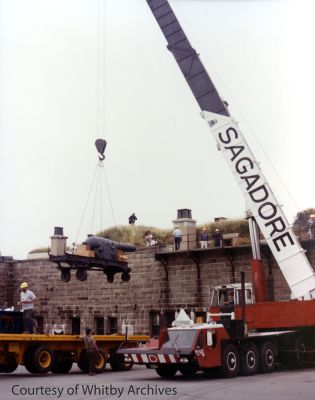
[213, 229, 223, 247]
[83, 328, 100, 375]
[128, 213, 137, 225]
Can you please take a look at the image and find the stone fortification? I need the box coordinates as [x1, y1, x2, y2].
[0, 240, 314, 335]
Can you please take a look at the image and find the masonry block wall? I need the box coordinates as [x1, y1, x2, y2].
[1, 240, 314, 335]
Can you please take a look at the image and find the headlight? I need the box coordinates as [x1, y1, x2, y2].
[179, 357, 189, 363]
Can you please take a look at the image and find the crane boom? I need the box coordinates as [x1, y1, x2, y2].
[146, 0, 315, 299]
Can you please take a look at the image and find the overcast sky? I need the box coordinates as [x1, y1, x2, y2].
[1, 0, 315, 259]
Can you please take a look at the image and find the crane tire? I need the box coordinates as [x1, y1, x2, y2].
[259, 341, 276, 373]
[156, 364, 178, 378]
[220, 343, 240, 378]
[241, 342, 259, 376]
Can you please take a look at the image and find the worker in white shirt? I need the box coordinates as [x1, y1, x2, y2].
[19, 282, 37, 334]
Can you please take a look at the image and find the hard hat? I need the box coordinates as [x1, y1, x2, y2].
[215, 229, 219, 232]
[20, 282, 28, 289]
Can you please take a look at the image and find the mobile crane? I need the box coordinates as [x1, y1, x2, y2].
[118, 0, 315, 378]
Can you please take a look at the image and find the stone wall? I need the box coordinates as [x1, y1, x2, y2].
[1, 240, 314, 335]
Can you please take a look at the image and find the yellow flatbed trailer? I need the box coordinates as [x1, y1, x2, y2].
[0, 333, 149, 374]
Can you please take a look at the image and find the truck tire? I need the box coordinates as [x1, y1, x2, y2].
[260, 341, 276, 373]
[95, 350, 107, 373]
[202, 367, 220, 378]
[220, 343, 240, 378]
[24, 346, 38, 373]
[78, 349, 107, 373]
[51, 359, 73, 374]
[178, 362, 198, 377]
[24, 346, 54, 374]
[109, 353, 133, 371]
[77, 350, 89, 373]
[0, 354, 18, 373]
[241, 342, 259, 376]
[156, 364, 178, 378]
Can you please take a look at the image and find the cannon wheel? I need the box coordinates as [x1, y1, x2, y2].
[76, 269, 88, 281]
[121, 272, 130, 282]
[60, 269, 71, 283]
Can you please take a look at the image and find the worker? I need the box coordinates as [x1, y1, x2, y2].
[213, 229, 223, 247]
[83, 327, 100, 376]
[128, 213, 137, 225]
[19, 282, 37, 334]
[173, 226, 183, 251]
[199, 227, 209, 249]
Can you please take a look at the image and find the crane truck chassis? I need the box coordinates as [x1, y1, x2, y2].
[0, 332, 149, 374]
[118, 288, 315, 379]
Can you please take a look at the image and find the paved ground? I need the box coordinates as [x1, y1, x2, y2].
[1, 364, 315, 400]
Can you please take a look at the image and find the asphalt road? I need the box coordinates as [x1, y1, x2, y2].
[1, 364, 315, 400]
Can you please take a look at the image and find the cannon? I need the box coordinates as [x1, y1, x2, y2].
[85, 236, 136, 261]
[49, 228, 135, 283]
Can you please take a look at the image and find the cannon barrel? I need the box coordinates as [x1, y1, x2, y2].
[116, 242, 136, 252]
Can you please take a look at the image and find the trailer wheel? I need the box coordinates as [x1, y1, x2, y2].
[220, 343, 240, 378]
[95, 350, 107, 373]
[51, 359, 73, 374]
[0, 354, 18, 373]
[76, 269, 88, 281]
[241, 342, 259, 376]
[156, 364, 178, 378]
[24, 346, 38, 373]
[260, 341, 276, 373]
[25, 346, 54, 374]
[78, 350, 89, 373]
[60, 269, 71, 283]
[109, 353, 133, 371]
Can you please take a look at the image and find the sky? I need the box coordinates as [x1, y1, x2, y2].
[1, 0, 315, 259]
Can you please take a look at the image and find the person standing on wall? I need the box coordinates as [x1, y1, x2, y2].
[19, 282, 37, 334]
[83, 327, 100, 376]
[128, 213, 137, 225]
[199, 227, 209, 249]
[173, 226, 183, 251]
[213, 229, 223, 247]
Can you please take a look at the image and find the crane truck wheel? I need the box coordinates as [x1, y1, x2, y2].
[240, 342, 259, 376]
[178, 362, 198, 377]
[259, 341, 276, 373]
[24, 345, 54, 374]
[156, 364, 178, 378]
[220, 343, 240, 378]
